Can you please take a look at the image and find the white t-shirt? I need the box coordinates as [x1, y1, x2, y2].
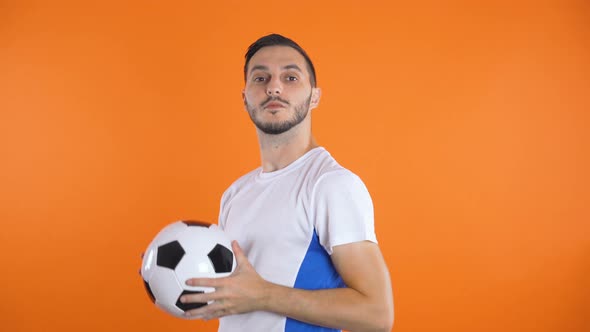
[218, 147, 377, 332]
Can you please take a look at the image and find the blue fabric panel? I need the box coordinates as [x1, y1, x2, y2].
[284, 230, 345, 332]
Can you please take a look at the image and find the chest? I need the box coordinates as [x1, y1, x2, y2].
[222, 176, 318, 280]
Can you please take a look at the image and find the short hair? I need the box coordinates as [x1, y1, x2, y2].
[244, 34, 317, 87]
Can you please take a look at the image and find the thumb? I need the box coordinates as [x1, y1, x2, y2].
[232, 240, 250, 267]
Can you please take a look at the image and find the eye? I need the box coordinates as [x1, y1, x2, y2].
[286, 76, 298, 82]
[253, 77, 266, 82]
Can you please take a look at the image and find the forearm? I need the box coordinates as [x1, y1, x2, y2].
[260, 282, 393, 332]
[183, 241, 394, 331]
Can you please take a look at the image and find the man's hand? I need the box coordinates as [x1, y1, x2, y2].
[181, 241, 269, 320]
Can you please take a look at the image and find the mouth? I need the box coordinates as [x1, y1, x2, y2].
[264, 102, 286, 109]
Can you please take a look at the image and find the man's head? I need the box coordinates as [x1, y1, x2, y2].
[244, 34, 317, 88]
[242, 34, 321, 136]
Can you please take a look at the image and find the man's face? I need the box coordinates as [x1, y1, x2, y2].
[243, 46, 319, 135]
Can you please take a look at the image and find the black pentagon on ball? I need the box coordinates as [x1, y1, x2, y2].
[182, 220, 211, 228]
[208, 244, 234, 273]
[157, 241, 185, 270]
[143, 280, 156, 303]
[176, 290, 207, 311]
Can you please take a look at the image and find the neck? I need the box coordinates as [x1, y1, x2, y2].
[257, 118, 318, 172]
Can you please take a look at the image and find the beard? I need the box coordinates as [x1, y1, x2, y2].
[246, 94, 312, 135]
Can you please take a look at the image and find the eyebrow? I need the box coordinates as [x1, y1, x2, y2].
[283, 64, 303, 72]
[249, 64, 303, 74]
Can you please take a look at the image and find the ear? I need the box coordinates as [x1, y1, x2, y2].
[242, 90, 247, 108]
[309, 87, 322, 110]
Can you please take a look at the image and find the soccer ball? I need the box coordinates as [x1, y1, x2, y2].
[140, 220, 236, 319]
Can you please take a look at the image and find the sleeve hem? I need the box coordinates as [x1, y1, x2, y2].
[325, 232, 378, 255]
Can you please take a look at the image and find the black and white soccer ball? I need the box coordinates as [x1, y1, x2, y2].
[140, 220, 236, 319]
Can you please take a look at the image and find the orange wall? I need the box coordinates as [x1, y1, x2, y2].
[1, 1, 588, 331]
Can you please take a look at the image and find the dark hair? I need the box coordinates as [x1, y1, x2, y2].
[244, 34, 317, 87]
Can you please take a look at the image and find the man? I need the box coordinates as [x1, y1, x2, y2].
[181, 34, 394, 332]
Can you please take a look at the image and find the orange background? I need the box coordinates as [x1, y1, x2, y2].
[1, 1, 588, 331]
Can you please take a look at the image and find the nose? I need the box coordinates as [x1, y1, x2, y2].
[266, 77, 282, 96]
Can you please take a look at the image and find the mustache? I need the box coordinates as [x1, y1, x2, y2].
[261, 96, 290, 107]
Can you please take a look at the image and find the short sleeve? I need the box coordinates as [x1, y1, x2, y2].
[311, 170, 377, 254]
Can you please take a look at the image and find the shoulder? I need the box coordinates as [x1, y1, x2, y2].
[309, 149, 370, 198]
[220, 167, 260, 205]
[316, 168, 367, 192]
[311, 168, 373, 213]
[309, 149, 373, 215]
[304, 148, 362, 186]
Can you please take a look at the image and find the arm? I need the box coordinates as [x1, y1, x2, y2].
[182, 240, 394, 332]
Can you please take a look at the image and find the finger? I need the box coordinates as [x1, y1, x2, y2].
[185, 277, 222, 287]
[231, 241, 249, 266]
[185, 300, 225, 319]
[206, 308, 232, 320]
[180, 291, 221, 304]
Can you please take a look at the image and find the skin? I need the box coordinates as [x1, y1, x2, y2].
[182, 46, 394, 332]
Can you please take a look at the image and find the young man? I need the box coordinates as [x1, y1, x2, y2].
[182, 34, 394, 332]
